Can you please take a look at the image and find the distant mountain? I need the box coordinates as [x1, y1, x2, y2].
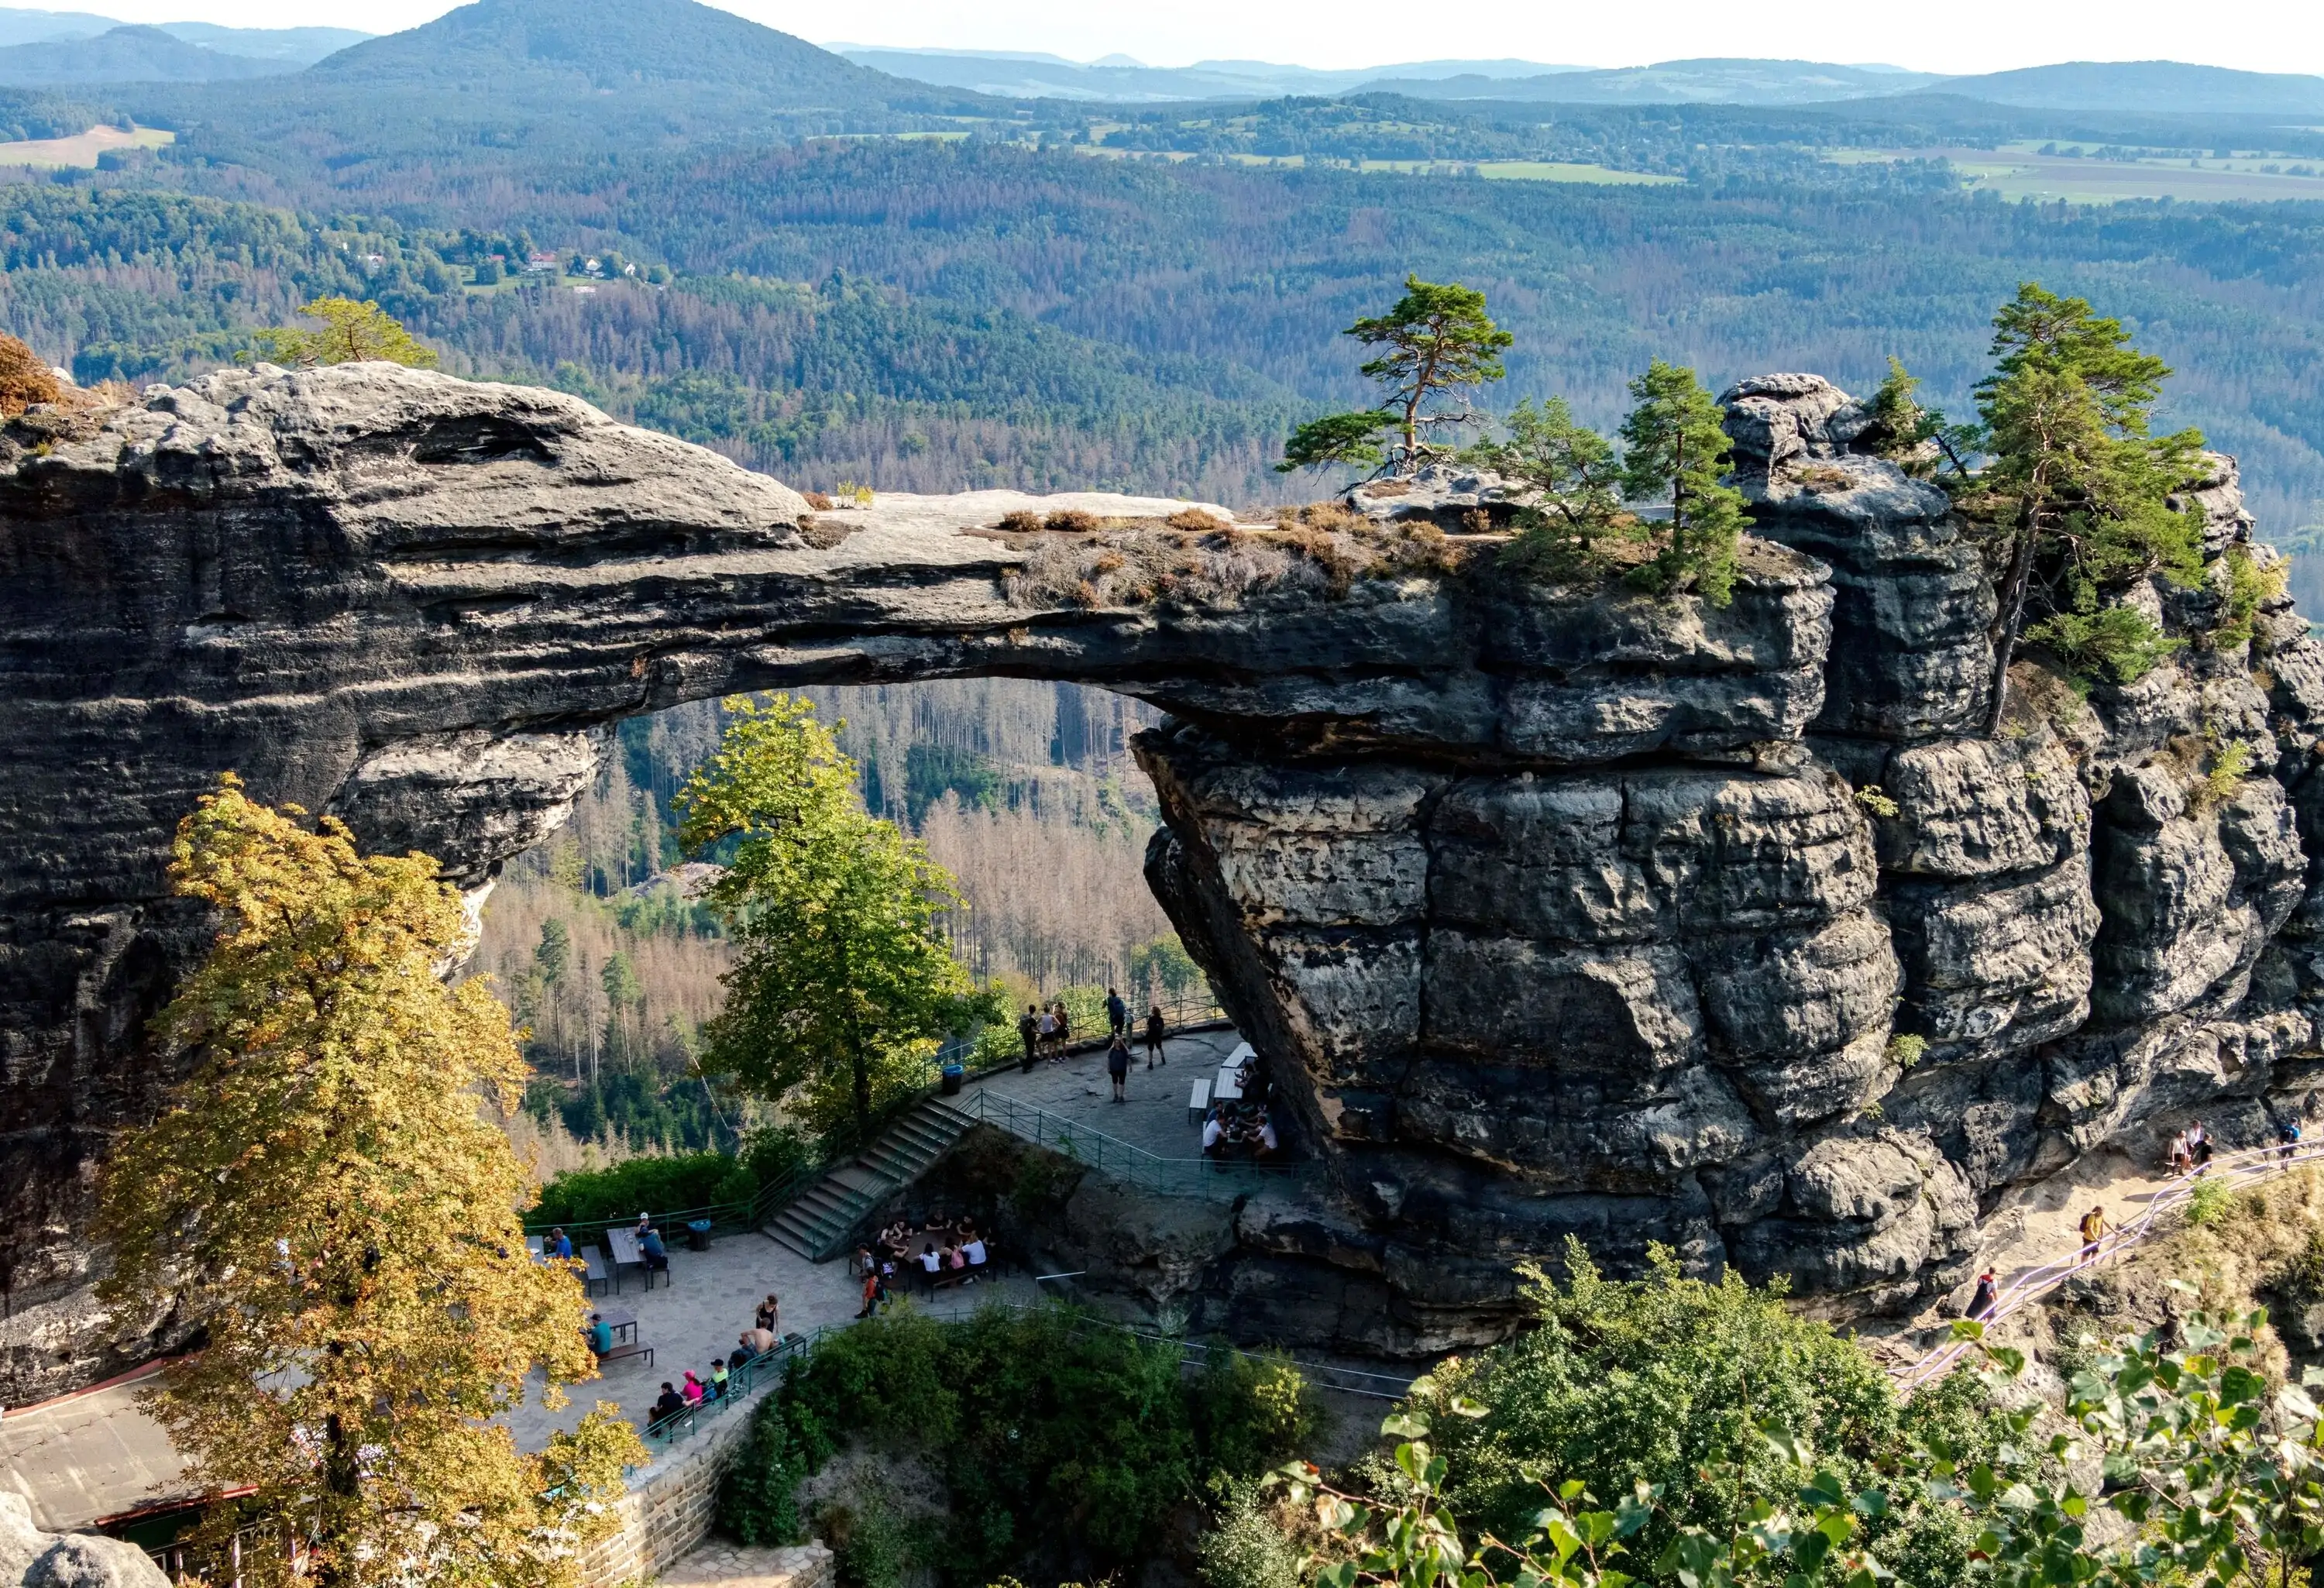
[0, 6, 111, 47]
[1381, 57, 1953, 105]
[0, 23, 296, 82]
[154, 22, 371, 64]
[834, 46, 1587, 103]
[1937, 60, 2324, 116]
[311, 0, 985, 113]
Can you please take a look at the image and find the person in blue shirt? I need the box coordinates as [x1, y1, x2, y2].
[641, 1225, 669, 1274]
[587, 1313, 614, 1355]
[1105, 987, 1128, 1036]
[550, 1227, 573, 1260]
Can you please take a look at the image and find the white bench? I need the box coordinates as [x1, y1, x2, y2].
[1188, 1078, 1211, 1122]
[1227, 1041, 1257, 1066]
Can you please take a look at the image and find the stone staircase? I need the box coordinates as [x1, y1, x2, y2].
[762, 1098, 976, 1260]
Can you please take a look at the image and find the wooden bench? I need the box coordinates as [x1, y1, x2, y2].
[580, 1249, 609, 1296]
[596, 1340, 654, 1370]
[1188, 1078, 1211, 1122]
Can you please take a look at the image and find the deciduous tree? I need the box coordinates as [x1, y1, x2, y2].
[677, 695, 976, 1144]
[95, 776, 640, 1588]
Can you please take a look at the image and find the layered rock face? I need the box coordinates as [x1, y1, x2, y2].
[3, 361, 2320, 1394]
[1147, 377, 2324, 1351]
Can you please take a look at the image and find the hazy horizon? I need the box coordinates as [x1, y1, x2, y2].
[10, 0, 2319, 81]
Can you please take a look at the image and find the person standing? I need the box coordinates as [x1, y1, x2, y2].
[1106, 1032, 1131, 1102]
[1053, 999, 1072, 1056]
[1018, 1003, 1040, 1072]
[1037, 1004, 1057, 1062]
[1145, 1004, 1167, 1069]
[1106, 986, 1128, 1038]
[856, 1268, 881, 1319]
[755, 1293, 780, 1335]
[2078, 1205, 2106, 1263]
[1964, 1269, 1996, 1321]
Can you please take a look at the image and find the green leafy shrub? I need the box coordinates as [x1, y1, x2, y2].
[527, 1150, 743, 1227]
[1410, 1240, 2003, 1588]
[2185, 1174, 2235, 1227]
[1196, 1479, 1302, 1588]
[718, 1306, 1309, 1585]
[2023, 602, 2183, 686]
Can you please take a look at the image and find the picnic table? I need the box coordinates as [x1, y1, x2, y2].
[525, 1236, 544, 1260]
[1214, 1067, 1244, 1102]
[600, 1311, 638, 1346]
[604, 1228, 663, 1293]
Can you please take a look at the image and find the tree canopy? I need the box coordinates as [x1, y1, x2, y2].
[250, 294, 439, 368]
[1281, 274, 1511, 476]
[95, 776, 640, 1588]
[1972, 281, 2205, 723]
[676, 694, 977, 1144]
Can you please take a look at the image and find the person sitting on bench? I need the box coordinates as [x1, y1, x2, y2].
[640, 1225, 669, 1275]
[649, 1382, 686, 1431]
[919, 1242, 943, 1291]
[587, 1313, 614, 1357]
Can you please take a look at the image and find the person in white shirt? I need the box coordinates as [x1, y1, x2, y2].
[964, 1236, 987, 1268]
[1259, 1114, 1279, 1155]
[919, 1243, 943, 1292]
[1202, 1109, 1224, 1155]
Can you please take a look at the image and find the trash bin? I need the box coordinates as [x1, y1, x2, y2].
[940, 1063, 965, 1096]
[686, 1218, 712, 1252]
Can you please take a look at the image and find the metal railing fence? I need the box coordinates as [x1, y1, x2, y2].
[942, 1089, 1312, 1201]
[1896, 1139, 2324, 1394]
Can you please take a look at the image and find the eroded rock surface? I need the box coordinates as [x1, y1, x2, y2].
[4, 362, 2321, 1387]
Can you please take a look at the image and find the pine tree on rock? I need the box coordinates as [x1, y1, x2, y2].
[1618, 359, 1747, 607]
[1279, 274, 1511, 475]
[1974, 282, 2205, 727]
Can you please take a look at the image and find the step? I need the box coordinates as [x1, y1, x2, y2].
[761, 1099, 978, 1260]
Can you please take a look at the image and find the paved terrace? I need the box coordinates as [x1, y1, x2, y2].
[2, 1021, 1263, 1531]
[962, 1023, 1253, 1158]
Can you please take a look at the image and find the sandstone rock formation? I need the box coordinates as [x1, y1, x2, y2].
[1, 1493, 168, 1588]
[3, 360, 2319, 1393]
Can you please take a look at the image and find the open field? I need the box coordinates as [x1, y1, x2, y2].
[1831, 145, 2324, 203]
[1473, 160, 1683, 185]
[0, 123, 174, 170]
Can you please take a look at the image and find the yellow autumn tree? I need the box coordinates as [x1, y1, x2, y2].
[96, 776, 642, 1588]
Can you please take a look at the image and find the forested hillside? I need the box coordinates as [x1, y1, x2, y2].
[469, 682, 1179, 1162]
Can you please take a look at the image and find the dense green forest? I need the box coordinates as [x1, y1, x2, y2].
[8, 149, 2324, 524]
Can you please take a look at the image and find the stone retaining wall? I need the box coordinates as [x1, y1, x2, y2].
[575, 1408, 760, 1588]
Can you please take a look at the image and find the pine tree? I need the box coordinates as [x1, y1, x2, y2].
[1279, 274, 1511, 475]
[1467, 396, 1631, 580]
[1975, 283, 2205, 727]
[1618, 359, 1748, 607]
[251, 296, 439, 368]
[96, 777, 641, 1588]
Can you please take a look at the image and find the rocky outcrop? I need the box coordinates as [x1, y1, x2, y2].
[2, 361, 2320, 1389]
[1, 1494, 168, 1588]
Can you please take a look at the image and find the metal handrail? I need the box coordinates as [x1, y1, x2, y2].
[1896, 1139, 2324, 1394]
[944, 1089, 1312, 1201]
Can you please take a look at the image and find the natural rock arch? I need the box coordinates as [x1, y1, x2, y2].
[5, 362, 2320, 1403]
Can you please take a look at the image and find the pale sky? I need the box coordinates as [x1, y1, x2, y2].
[63, 0, 2324, 77]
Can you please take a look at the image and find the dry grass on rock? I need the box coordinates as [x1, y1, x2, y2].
[999, 501, 1481, 610]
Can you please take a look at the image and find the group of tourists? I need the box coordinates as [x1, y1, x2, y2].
[1202, 1101, 1280, 1158]
[648, 1292, 784, 1432]
[2166, 1121, 2216, 1176]
[854, 1218, 992, 1315]
[1018, 988, 1171, 1082]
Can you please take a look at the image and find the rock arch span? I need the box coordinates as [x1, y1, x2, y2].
[5, 363, 2321, 1403]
